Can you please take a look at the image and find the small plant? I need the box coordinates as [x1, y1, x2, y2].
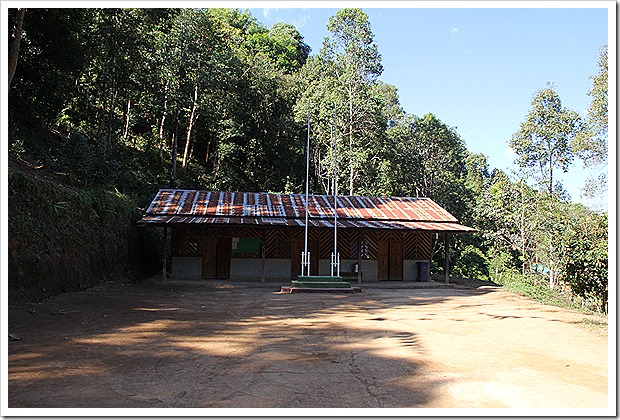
[9, 137, 26, 157]
[50, 201, 69, 216]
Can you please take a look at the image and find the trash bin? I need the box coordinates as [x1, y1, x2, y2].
[417, 261, 430, 282]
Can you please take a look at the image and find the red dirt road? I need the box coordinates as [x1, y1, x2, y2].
[6, 280, 610, 413]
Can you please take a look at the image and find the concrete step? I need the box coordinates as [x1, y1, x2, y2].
[296, 275, 345, 282]
[290, 280, 352, 288]
[280, 286, 362, 294]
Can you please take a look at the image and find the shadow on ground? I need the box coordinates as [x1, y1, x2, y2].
[9, 282, 470, 408]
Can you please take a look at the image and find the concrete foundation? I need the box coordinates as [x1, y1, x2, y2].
[171, 257, 201, 278]
[230, 258, 290, 281]
[171, 256, 430, 282]
[404, 260, 429, 281]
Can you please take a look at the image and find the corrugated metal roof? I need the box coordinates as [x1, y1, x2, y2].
[145, 189, 459, 222]
[139, 189, 476, 233]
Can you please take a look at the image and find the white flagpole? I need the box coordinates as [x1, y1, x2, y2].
[331, 103, 339, 277]
[303, 102, 310, 276]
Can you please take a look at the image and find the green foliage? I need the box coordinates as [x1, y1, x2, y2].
[465, 152, 490, 196]
[509, 84, 583, 195]
[559, 212, 608, 313]
[573, 44, 608, 205]
[452, 245, 489, 281]
[387, 113, 472, 221]
[486, 247, 518, 283]
[244, 22, 310, 74]
[573, 44, 608, 165]
[296, 8, 390, 196]
[497, 272, 586, 312]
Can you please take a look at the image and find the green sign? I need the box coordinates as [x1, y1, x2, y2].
[232, 237, 261, 254]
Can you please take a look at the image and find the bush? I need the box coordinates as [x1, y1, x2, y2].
[560, 212, 608, 313]
[452, 245, 489, 280]
[496, 272, 591, 313]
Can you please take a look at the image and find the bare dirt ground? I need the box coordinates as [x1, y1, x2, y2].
[7, 279, 609, 412]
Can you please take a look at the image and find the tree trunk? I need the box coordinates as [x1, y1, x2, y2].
[549, 164, 554, 196]
[444, 233, 451, 284]
[549, 267, 554, 290]
[182, 84, 199, 172]
[123, 98, 131, 143]
[108, 77, 118, 145]
[159, 82, 169, 167]
[8, 8, 25, 89]
[171, 122, 178, 181]
[348, 87, 355, 196]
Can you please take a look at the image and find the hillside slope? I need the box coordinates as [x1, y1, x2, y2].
[8, 156, 162, 301]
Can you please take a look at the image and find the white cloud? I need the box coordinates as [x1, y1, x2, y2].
[292, 13, 310, 29]
[263, 8, 278, 19]
[448, 26, 471, 55]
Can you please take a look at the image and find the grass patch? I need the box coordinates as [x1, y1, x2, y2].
[571, 318, 608, 336]
[495, 272, 604, 315]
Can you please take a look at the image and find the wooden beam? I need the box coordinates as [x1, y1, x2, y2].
[357, 231, 362, 283]
[444, 233, 450, 284]
[260, 238, 266, 283]
[162, 227, 168, 282]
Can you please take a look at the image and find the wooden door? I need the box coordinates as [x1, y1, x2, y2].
[216, 237, 231, 279]
[202, 237, 231, 279]
[378, 240, 389, 280]
[378, 239, 403, 281]
[389, 240, 403, 281]
[291, 239, 319, 279]
[309, 239, 319, 275]
[291, 240, 302, 279]
[202, 237, 217, 279]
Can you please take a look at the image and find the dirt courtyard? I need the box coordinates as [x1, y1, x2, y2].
[7, 279, 610, 413]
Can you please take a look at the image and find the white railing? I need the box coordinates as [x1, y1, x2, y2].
[330, 252, 340, 277]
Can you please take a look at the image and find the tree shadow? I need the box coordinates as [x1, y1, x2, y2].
[7, 280, 588, 409]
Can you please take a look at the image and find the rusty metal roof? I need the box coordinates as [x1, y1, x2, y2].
[139, 189, 476, 233]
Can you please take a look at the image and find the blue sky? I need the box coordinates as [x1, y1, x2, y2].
[249, 3, 611, 209]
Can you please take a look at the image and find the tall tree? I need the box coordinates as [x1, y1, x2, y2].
[509, 84, 582, 196]
[465, 152, 491, 196]
[205, 9, 309, 193]
[301, 8, 386, 196]
[8, 8, 89, 124]
[474, 169, 539, 275]
[387, 113, 470, 218]
[576, 45, 608, 164]
[573, 45, 608, 203]
[8, 8, 25, 89]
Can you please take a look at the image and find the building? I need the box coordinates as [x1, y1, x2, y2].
[137, 189, 476, 282]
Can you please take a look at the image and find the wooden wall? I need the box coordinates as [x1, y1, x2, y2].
[171, 226, 434, 261]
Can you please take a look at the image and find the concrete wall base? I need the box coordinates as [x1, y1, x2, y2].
[171, 256, 431, 282]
